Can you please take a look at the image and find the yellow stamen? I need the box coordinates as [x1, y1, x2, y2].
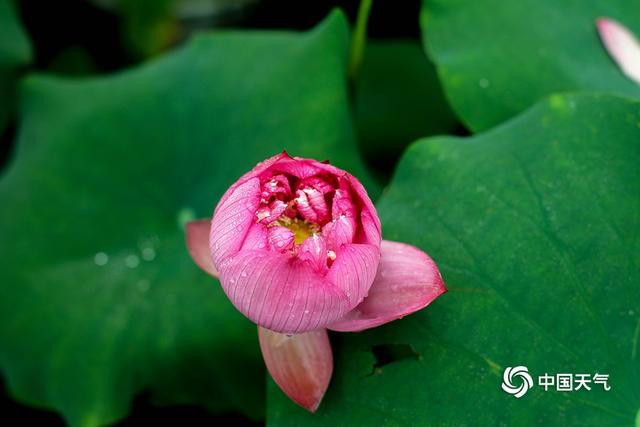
[276, 217, 320, 244]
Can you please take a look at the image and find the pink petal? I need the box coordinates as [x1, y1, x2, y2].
[241, 223, 268, 251]
[298, 234, 328, 274]
[311, 163, 381, 241]
[331, 187, 356, 219]
[210, 177, 261, 269]
[325, 243, 380, 308]
[269, 155, 326, 179]
[261, 174, 291, 201]
[322, 215, 356, 250]
[232, 152, 292, 188]
[328, 240, 446, 332]
[297, 176, 334, 195]
[185, 219, 219, 278]
[218, 250, 349, 333]
[268, 226, 295, 252]
[597, 17, 640, 85]
[257, 199, 288, 225]
[295, 188, 329, 224]
[258, 327, 332, 413]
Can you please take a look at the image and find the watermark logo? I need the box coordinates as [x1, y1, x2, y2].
[502, 366, 611, 398]
[501, 366, 533, 398]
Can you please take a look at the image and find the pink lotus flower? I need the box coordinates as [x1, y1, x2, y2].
[597, 17, 640, 85]
[186, 152, 445, 412]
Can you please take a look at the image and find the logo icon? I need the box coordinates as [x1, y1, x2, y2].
[502, 366, 533, 398]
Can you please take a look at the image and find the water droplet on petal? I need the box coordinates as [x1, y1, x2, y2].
[241, 271, 248, 277]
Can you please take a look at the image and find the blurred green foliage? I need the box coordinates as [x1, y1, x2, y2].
[0, 0, 31, 134]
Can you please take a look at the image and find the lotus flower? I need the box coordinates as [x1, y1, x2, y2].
[186, 152, 445, 411]
[597, 17, 640, 85]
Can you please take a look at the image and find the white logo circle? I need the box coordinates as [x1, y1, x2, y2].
[501, 366, 533, 398]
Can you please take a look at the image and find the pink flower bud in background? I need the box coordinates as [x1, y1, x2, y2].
[597, 17, 640, 85]
[186, 152, 446, 412]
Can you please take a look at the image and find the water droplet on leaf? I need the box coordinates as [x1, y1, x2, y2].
[94, 252, 108, 266]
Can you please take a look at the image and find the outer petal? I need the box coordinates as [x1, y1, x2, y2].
[227, 152, 291, 190]
[210, 177, 261, 269]
[597, 17, 640, 85]
[241, 222, 269, 251]
[218, 250, 349, 333]
[325, 243, 380, 308]
[258, 327, 332, 413]
[185, 220, 218, 278]
[328, 240, 446, 332]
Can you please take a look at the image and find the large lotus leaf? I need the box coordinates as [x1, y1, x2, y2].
[0, 0, 32, 133]
[421, 0, 640, 131]
[354, 40, 458, 170]
[267, 93, 640, 426]
[0, 10, 377, 427]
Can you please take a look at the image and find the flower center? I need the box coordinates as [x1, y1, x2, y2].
[255, 172, 357, 258]
[275, 217, 320, 245]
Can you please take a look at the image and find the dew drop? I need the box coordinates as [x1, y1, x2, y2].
[137, 279, 150, 292]
[142, 247, 156, 261]
[125, 254, 140, 268]
[241, 271, 248, 278]
[94, 252, 109, 266]
[304, 309, 310, 314]
[176, 207, 196, 228]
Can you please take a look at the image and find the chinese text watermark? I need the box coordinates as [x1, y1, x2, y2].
[501, 366, 610, 398]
